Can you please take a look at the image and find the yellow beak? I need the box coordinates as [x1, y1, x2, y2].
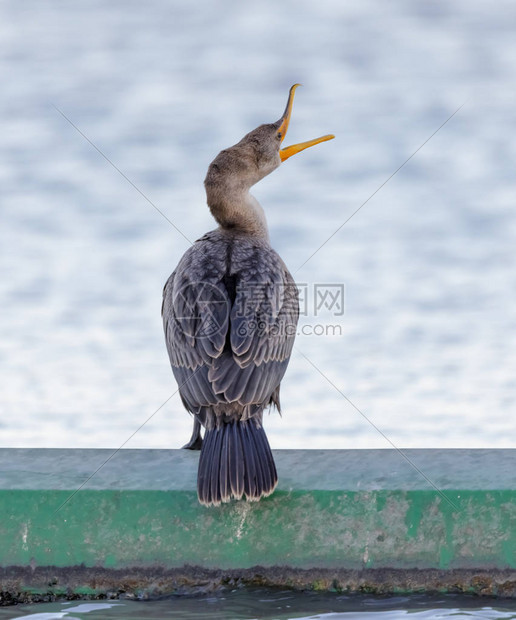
[277, 84, 335, 162]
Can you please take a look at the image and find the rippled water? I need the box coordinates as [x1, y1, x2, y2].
[1, 0, 516, 450]
[2, 593, 516, 620]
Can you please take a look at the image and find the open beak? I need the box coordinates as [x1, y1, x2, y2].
[277, 84, 335, 162]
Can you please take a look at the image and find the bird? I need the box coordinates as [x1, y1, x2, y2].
[162, 85, 334, 506]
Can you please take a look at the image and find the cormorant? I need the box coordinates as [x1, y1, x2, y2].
[162, 85, 334, 506]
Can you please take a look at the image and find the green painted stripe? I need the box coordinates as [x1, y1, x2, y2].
[2, 488, 515, 570]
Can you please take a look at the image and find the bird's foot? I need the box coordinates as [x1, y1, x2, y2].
[182, 417, 203, 450]
[182, 436, 203, 450]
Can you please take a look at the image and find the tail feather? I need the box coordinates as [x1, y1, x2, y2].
[254, 423, 277, 495]
[250, 422, 271, 492]
[219, 425, 230, 501]
[242, 421, 264, 498]
[210, 423, 223, 503]
[241, 422, 260, 500]
[197, 420, 277, 506]
[229, 422, 244, 499]
[197, 425, 215, 505]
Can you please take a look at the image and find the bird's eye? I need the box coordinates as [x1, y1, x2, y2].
[276, 132, 282, 140]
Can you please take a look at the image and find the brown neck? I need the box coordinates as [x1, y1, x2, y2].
[205, 179, 270, 240]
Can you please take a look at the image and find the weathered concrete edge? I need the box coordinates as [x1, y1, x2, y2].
[2, 449, 516, 491]
[1, 566, 516, 604]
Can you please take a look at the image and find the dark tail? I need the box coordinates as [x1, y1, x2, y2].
[197, 420, 277, 506]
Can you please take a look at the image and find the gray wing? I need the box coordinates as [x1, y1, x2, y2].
[162, 234, 299, 417]
[162, 234, 229, 410]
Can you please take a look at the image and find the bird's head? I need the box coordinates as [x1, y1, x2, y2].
[205, 84, 334, 192]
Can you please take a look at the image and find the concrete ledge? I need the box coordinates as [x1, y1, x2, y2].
[1, 449, 515, 600]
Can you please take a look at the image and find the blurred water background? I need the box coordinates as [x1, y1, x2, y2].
[1, 0, 516, 450]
